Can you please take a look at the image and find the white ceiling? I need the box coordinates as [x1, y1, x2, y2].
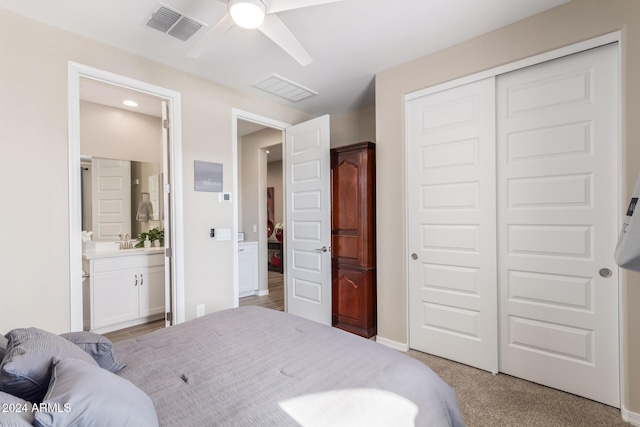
[2, 0, 569, 116]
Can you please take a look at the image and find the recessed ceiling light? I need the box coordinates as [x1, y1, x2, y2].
[123, 100, 139, 107]
[266, 150, 270, 154]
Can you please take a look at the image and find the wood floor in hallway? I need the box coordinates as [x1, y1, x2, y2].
[239, 271, 284, 312]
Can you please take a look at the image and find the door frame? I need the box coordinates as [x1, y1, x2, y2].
[231, 109, 291, 306]
[68, 61, 186, 331]
[404, 31, 624, 407]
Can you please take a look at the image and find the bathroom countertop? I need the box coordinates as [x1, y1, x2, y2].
[82, 246, 164, 260]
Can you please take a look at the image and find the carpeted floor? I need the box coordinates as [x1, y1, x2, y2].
[406, 350, 627, 427]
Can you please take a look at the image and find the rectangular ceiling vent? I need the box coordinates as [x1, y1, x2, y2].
[146, 5, 203, 41]
[252, 74, 318, 103]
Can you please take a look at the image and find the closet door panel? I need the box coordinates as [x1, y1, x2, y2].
[497, 44, 619, 407]
[407, 78, 498, 373]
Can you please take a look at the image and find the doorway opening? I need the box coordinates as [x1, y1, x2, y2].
[68, 62, 185, 333]
[233, 113, 288, 312]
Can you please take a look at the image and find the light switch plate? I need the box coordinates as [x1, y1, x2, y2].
[216, 228, 231, 241]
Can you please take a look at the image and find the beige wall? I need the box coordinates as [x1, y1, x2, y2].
[0, 9, 312, 333]
[375, 0, 640, 415]
[80, 101, 162, 165]
[331, 106, 376, 148]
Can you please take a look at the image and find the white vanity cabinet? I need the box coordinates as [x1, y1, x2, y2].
[238, 242, 258, 297]
[82, 250, 165, 333]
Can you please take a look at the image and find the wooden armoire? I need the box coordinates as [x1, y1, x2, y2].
[331, 142, 376, 338]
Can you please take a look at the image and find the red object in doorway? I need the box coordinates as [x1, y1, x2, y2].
[270, 251, 281, 268]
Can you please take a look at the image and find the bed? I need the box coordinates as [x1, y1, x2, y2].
[0, 306, 465, 426]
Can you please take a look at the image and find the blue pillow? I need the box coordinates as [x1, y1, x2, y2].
[60, 331, 126, 373]
[0, 328, 98, 402]
[33, 358, 158, 427]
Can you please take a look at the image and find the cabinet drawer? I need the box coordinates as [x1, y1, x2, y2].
[92, 254, 165, 273]
[238, 242, 258, 254]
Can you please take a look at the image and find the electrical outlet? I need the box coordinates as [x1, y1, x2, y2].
[196, 304, 205, 317]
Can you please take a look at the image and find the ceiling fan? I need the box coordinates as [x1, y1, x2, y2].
[187, 0, 343, 66]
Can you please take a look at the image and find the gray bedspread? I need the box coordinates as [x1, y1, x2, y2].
[114, 306, 465, 426]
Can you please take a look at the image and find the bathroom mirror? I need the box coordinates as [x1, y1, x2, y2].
[81, 156, 163, 241]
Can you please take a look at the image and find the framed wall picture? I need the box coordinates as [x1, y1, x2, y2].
[194, 160, 223, 192]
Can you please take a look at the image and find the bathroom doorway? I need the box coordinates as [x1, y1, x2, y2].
[68, 62, 185, 332]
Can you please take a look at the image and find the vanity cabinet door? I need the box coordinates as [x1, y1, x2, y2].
[92, 268, 139, 329]
[138, 265, 165, 318]
[238, 242, 258, 297]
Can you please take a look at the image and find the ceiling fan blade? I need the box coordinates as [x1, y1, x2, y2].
[187, 13, 235, 59]
[267, 0, 343, 14]
[258, 14, 313, 66]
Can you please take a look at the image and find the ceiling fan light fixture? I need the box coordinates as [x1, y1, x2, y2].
[228, 0, 266, 29]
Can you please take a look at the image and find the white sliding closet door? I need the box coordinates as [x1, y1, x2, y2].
[407, 78, 498, 373]
[497, 44, 619, 406]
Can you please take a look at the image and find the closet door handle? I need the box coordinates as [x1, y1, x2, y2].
[599, 268, 612, 278]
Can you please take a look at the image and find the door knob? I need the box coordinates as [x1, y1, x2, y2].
[411, 253, 418, 260]
[315, 246, 328, 252]
[599, 268, 612, 278]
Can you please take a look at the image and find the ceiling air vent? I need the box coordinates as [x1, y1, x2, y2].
[146, 5, 203, 41]
[252, 74, 318, 103]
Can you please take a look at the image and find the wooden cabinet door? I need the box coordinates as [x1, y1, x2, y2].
[332, 266, 376, 338]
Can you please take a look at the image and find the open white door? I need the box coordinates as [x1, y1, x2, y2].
[284, 115, 332, 325]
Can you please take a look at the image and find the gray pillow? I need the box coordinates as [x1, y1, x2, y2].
[60, 331, 126, 373]
[33, 358, 158, 427]
[0, 390, 34, 426]
[0, 334, 7, 361]
[0, 328, 98, 402]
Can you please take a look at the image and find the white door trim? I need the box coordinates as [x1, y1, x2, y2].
[231, 108, 291, 306]
[68, 61, 186, 330]
[404, 31, 624, 411]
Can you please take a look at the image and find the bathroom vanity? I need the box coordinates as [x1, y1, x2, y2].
[82, 248, 165, 333]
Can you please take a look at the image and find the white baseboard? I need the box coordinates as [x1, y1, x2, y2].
[256, 289, 269, 296]
[375, 336, 409, 352]
[622, 407, 640, 426]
